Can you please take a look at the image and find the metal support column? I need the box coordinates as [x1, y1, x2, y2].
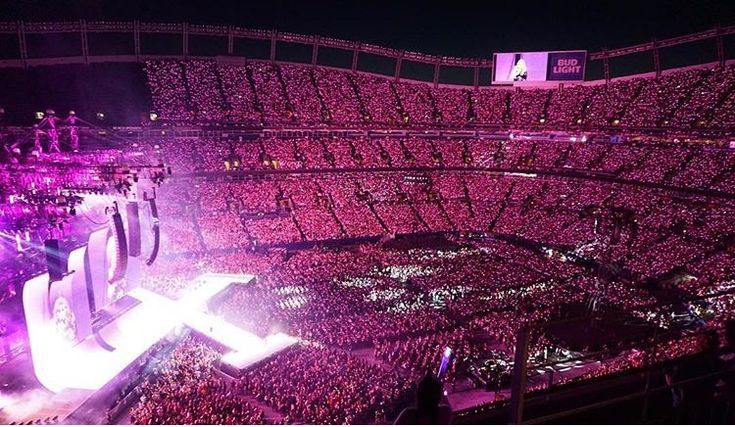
[311, 36, 319, 66]
[182, 22, 189, 60]
[227, 26, 234, 55]
[433, 61, 441, 88]
[509, 325, 530, 424]
[270, 30, 277, 62]
[351, 45, 359, 73]
[80, 19, 89, 64]
[17, 21, 28, 68]
[394, 51, 403, 82]
[133, 20, 141, 62]
[716, 24, 725, 68]
[473, 65, 480, 90]
[603, 49, 610, 83]
[652, 38, 661, 79]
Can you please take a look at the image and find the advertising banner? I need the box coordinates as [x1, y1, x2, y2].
[493, 50, 586, 83]
[547, 51, 587, 81]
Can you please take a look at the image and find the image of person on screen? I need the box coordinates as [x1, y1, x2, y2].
[511, 54, 528, 81]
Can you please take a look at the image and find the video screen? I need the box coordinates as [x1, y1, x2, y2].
[493, 50, 586, 84]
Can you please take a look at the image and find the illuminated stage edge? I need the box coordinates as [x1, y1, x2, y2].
[23, 273, 298, 393]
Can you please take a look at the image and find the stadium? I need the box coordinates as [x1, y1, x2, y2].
[1, 0, 735, 424]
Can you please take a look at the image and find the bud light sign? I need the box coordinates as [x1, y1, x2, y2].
[493, 50, 587, 84]
[547, 51, 587, 81]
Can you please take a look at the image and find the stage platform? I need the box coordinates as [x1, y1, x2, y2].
[25, 282, 179, 393]
[15, 272, 298, 423]
[182, 274, 298, 371]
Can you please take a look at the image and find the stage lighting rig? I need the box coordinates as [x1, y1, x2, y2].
[150, 171, 166, 186]
[114, 178, 133, 196]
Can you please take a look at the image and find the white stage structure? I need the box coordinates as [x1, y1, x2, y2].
[24, 272, 298, 393]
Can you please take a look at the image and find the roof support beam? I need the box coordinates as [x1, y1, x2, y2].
[80, 19, 89, 64]
[17, 21, 28, 68]
[182, 22, 189, 59]
[133, 20, 141, 61]
[311, 36, 319, 66]
[351, 45, 359, 73]
[433, 61, 441, 88]
[269, 30, 277, 62]
[394, 51, 403, 82]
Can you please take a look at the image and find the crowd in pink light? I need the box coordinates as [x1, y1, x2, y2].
[145, 60, 735, 130]
[4, 51, 735, 426]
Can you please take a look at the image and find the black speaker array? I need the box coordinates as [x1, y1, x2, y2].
[109, 212, 128, 282]
[145, 198, 160, 266]
[126, 202, 141, 257]
[44, 239, 67, 282]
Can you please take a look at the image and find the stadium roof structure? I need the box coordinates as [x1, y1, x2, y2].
[1, 21, 735, 85]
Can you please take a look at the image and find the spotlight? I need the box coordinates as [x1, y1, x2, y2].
[96, 112, 105, 121]
[68, 110, 76, 116]
[35, 111, 45, 120]
[149, 112, 159, 122]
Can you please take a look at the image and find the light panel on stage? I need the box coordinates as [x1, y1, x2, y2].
[24, 279, 178, 393]
[24, 271, 297, 394]
[220, 333, 298, 371]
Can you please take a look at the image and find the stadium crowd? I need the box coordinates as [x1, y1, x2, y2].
[145, 60, 735, 130]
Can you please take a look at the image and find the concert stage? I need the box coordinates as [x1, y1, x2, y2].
[23, 274, 178, 393]
[188, 312, 297, 371]
[16, 272, 298, 423]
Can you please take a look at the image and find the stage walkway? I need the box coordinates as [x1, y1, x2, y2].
[9, 273, 298, 424]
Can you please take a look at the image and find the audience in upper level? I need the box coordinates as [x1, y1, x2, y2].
[145, 60, 735, 131]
